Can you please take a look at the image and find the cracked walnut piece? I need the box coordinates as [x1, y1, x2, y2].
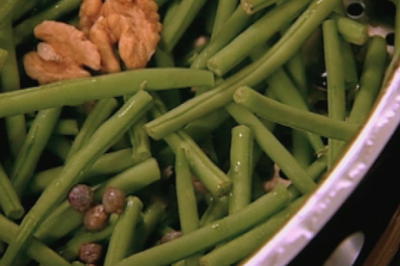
[23, 21, 101, 84]
[82, 0, 162, 73]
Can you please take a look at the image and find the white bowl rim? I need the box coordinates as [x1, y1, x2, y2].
[244, 52, 400, 266]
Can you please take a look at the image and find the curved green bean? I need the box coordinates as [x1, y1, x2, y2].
[233, 87, 358, 141]
[1, 91, 153, 266]
[11, 107, 62, 197]
[114, 184, 289, 266]
[104, 197, 143, 266]
[0, 68, 214, 118]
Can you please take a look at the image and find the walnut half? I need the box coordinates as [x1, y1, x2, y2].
[83, 0, 162, 73]
[23, 21, 101, 84]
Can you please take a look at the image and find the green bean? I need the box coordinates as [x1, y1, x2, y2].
[292, 130, 312, 168]
[349, 37, 387, 125]
[58, 217, 117, 261]
[323, 20, 347, 167]
[1, 91, 153, 266]
[133, 201, 166, 252]
[191, 7, 251, 70]
[34, 200, 84, 245]
[152, 94, 232, 197]
[30, 148, 135, 195]
[35, 158, 160, 245]
[199, 196, 229, 227]
[175, 148, 201, 265]
[11, 107, 61, 197]
[46, 135, 71, 161]
[67, 98, 118, 162]
[128, 115, 152, 164]
[207, 0, 311, 76]
[183, 109, 230, 142]
[154, 48, 181, 110]
[104, 197, 143, 266]
[0, 164, 24, 220]
[0, 23, 27, 157]
[161, 0, 208, 52]
[285, 52, 308, 100]
[233, 87, 358, 141]
[93, 158, 161, 200]
[160, 131, 232, 198]
[176, 147, 200, 234]
[267, 67, 324, 152]
[200, 196, 305, 266]
[0, 0, 24, 24]
[211, 0, 238, 39]
[27, 118, 78, 135]
[163, 0, 181, 27]
[228, 125, 253, 214]
[0, 68, 213, 118]
[0, 214, 71, 266]
[52, 119, 78, 135]
[335, 15, 368, 45]
[288, 155, 327, 200]
[0, 48, 7, 71]
[226, 102, 316, 195]
[145, 0, 341, 140]
[179, 131, 232, 197]
[13, 0, 81, 45]
[240, 0, 278, 14]
[114, 184, 289, 266]
[340, 38, 359, 91]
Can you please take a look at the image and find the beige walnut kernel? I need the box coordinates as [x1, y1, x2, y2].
[23, 21, 101, 84]
[85, 0, 162, 73]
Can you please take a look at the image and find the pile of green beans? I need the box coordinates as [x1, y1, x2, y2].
[0, 0, 392, 265]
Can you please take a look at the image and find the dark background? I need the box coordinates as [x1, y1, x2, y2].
[288, 125, 400, 266]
